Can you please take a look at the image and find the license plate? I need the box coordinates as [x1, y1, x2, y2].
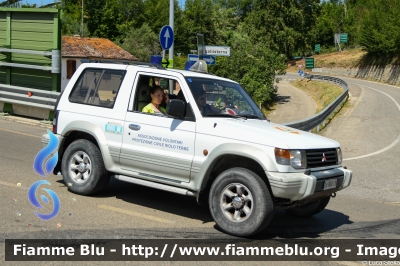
[323, 178, 337, 190]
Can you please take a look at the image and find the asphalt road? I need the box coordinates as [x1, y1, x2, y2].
[0, 74, 400, 265]
[269, 79, 316, 123]
[282, 73, 400, 203]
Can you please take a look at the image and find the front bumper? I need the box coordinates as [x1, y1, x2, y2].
[266, 167, 352, 201]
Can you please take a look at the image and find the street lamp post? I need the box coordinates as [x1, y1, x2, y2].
[169, 0, 174, 68]
[81, 0, 84, 37]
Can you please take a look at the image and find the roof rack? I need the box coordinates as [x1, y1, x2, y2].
[80, 59, 166, 70]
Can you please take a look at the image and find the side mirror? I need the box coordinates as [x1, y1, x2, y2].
[167, 99, 185, 119]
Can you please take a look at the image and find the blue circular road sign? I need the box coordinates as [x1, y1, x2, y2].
[159, 25, 174, 50]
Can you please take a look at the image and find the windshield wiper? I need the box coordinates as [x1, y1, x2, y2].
[237, 114, 268, 120]
[203, 113, 247, 120]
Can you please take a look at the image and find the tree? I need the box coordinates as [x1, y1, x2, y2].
[212, 26, 286, 105]
[179, 0, 215, 52]
[140, 0, 187, 55]
[61, 0, 86, 36]
[209, 3, 241, 46]
[357, 0, 400, 54]
[0, 0, 21, 7]
[115, 0, 145, 40]
[244, 0, 320, 58]
[120, 23, 161, 62]
[212, 0, 254, 19]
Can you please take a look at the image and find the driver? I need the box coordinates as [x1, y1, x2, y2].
[192, 86, 221, 115]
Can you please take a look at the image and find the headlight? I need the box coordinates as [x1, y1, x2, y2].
[336, 147, 342, 165]
[274, 148, 307, 169]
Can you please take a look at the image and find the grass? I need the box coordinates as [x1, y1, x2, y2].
[287, 48, 367, 72]
[260, 84, 279, 117]
[290, 79, 344, 113]
[287, 47, 400, 73]
[261, 100, 277, 117]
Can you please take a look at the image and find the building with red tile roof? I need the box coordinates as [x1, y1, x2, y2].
[61, 36, 137, 91]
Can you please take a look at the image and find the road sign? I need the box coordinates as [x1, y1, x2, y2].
[162, 59, 173, 68]
[340, 33, 348, 43]
[315, 44, 320, 53]
[188, 54, 216, 65]
[159, 25, 174, 50]
[204, 46, 230, 56]
[305, 58, 315, 69]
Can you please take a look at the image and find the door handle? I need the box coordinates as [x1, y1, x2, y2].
[129, 124, 141, 131]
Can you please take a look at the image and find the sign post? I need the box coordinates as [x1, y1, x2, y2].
[334, 33, 348, 52]
[197, 34, 204, 60]
[169, 0, 174, 68]
[159, 25, 174, 68]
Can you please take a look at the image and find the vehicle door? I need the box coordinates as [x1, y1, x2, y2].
[120, 73, 195, 183]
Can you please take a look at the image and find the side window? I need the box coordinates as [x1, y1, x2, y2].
[66, 60, 76, 79]
[134, 75, 190, 117]
[69, 68, 125, 108]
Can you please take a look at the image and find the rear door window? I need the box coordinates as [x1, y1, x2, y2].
[69, 68, 126, 108]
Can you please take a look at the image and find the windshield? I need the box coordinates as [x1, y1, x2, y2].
[185, 77, 265, 118]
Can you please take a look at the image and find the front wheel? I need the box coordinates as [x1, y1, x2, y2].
[209, 167, 274, 237]
[61, 139, 110, 195]
[285, 196, 331, 217]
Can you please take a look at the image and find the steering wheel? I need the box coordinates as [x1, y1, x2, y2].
[222, 108, 237, 115]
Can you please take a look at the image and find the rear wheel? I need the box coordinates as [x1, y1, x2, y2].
[285, 196, 331, 217]
[61, 139, 110, 195]
[209, 167, 274, 237]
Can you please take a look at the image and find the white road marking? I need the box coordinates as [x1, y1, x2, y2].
[97, 204, 175, 224]
[0, 127, 41, 139]
[344, 134, 400, 161]
[344, 83, 400, 161]
[356, 84, 400, 111]
[345, 86, 364, 117]
[0, 180, 28, 190]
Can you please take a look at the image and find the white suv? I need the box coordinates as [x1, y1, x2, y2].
[42, 60, 352, 237]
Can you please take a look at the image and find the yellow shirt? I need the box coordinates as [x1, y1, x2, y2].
[142, 103, 166, 114]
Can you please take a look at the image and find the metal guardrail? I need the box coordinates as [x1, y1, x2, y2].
[0, 84, 60, 110]
[0, 74, 348, 129]
[282, 74, 349, 132]
[0, 48, 61, 73]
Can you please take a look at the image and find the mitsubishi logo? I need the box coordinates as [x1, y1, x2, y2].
[322, 153, 327, 162]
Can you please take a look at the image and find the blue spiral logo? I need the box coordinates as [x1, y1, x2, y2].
[29, 130, 60, 221]
[28, 180, 60, 220]
[33, 129, 58, 177]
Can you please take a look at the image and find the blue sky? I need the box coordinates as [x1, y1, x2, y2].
[22, 0, 54, 5]
[23, 0, 186, 8]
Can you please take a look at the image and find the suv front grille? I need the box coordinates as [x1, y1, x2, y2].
[305, 148, 337, 168]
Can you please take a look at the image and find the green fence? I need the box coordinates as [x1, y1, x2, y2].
[0, 8, 61, 92]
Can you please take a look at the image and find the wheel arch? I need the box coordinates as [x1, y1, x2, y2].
[195, 143, 276, 205]
[58, 121, 112, 170]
